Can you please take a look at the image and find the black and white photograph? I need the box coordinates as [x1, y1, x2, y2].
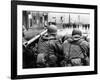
[11, 1, 97, 79]
[22, 11, 90, 68]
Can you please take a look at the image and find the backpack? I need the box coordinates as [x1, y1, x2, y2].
[63, 39, 89, 66]
[37, 37, 58, 67]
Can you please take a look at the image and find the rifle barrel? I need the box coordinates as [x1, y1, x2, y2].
[23, 29, 47, 47]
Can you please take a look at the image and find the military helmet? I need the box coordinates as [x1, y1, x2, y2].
[47, 25, 57, 35]
[72, 28, 82, 36]
[72, 29, 82, 41]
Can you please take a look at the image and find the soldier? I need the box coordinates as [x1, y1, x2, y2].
[36, 25, 63, 67]
[61, 29, 89, 66]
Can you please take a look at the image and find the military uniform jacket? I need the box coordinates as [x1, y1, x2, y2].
[37, 34, 62, 57]
[62, 37, 89, 60]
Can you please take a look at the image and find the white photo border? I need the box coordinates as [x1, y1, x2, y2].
[17, 5, 94, 75]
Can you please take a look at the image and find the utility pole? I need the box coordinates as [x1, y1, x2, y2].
[69, 14, 70, 24]
[78, 15, 80, 24]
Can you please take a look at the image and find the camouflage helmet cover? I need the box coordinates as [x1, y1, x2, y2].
[72, 28, 82, 36]
[47, 25, 57, 35]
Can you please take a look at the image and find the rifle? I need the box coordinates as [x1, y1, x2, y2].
[23, 29, 47, 47]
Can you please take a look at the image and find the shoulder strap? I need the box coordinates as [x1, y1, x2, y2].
[77, 40, 88, 58]
[68, 43, 72, 59]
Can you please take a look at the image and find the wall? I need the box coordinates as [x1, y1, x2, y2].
[0, 0, 99, 80]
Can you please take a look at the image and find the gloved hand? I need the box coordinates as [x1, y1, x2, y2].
[71, 58, 81, 66]
[37, 53, 46, 64]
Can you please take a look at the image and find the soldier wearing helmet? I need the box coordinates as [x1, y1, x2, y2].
[61, 29, 89, 66]
[36, 25, 63, 67]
